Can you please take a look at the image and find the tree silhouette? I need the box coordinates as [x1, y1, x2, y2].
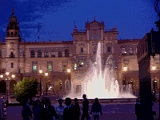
[14, 77, 38, 103]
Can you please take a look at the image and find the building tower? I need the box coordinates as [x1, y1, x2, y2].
[5, 8, 21, 73]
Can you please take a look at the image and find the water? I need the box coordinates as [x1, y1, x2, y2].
[67, 42, 135, 99]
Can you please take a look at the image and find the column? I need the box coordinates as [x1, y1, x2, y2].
[87, 43, 90, 54]
[87, 30, 89, 40]
[101, 42, 103, 54]
[101, 30, 103, 40]
[62, 73, 66, 95]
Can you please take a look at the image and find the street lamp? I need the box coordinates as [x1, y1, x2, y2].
[151, 66, 156, 71]
[67, 69, 71, 73]
[39, 69, 43, 96]
[44, 72, 48, 95]
[123, 66, 128, 92]
[0, 72, 16, 104]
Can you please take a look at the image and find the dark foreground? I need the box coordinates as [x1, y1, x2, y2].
[7, 103, 159, 120]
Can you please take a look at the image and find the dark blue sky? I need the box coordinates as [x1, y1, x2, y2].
[0, 0, 158, 42]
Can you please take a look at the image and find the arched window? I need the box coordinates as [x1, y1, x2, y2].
[30, 50, 35, 58]
[65, 49, 69, 57]
[37, 50, 42, 57]
[10, 52, 15, 58]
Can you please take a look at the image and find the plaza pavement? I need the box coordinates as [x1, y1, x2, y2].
[6, 103, 159, 120]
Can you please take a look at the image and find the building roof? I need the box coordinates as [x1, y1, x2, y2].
[118, 39, 140, 44]
[19, 40, 73, 45]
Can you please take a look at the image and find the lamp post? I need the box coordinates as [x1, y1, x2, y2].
[44, 72, 48, 95]
[0, 72, 15, 104]
[151, 66, 157, 100]
[123, 66, 128, 92]
[39, 69, 43, 96]
[67, 69, 71, 90]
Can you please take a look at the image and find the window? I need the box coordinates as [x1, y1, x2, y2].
[10, 52, 15, 58]
[58, 51, 62, 57]
[19, 49, 23, 56]
[32, 61, 38, 72]
[65, 49, 69, 57]
[51, 51, 56, 57]
[11, 63, 14, 68]
[90, 35, 94, 40]
[93, 46, 97, 54]
[47, 61, 53, 71]
[129, 48, 133, 55]
[44, 51, 49, 57]
[37, 50, 42, 57]
[79, 60, 84, 68]
[107, 46, 111, 53]
[2, 48, 6, 56]
[80, 48, 83, 53]
[122, 47, 127, 55]
[30, 50, 35, 58]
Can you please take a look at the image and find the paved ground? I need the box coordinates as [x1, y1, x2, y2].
[6, 103, 159, 120]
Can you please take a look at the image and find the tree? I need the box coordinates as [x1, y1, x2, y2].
[14, 77, 38, 103]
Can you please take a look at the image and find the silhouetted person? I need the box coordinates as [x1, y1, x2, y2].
[55, 98, 65, 120]
[135, 99, 141, 120]
[32, 99, 41, 120]
[63, 97, 74, 120]
[90, 98, 102, 120]
[40, 98, 59, 120]
[81, 94, 90, 120]
[73, 98, 81, 120]
[21, 97, 32, 120]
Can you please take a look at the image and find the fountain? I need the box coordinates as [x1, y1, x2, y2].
[66, 42, 136, 101]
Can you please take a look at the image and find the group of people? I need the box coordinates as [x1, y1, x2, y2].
[21, 94, 102, 120]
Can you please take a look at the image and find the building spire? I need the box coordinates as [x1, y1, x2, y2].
[73, 21, 77, 29]
[94, 16, 96, 21]
[12, 7, 14, 15]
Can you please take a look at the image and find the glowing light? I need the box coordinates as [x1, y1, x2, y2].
[80, 62, 84, 65]
[123, 67, 128, 71]
[0, 75, 3, 78]
[74, 63, 77, 67]
[45, 73, 48, 76]
[11, 74, 15, 78]
[39, 70, 43, 74]
[151, 66, 156, 71]
[6, 72, 9, 76]
[67, 69, 71, 73]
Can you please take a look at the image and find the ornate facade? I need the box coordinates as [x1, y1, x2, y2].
[1, 9, 155, 98]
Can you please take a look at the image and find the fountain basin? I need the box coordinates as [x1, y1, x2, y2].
[70, 98, 137, 104]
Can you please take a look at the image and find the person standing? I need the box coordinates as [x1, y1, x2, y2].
[73, 98, 81, 120]
[40, 98, 59, 120]
[81, 94, 90, 120]
[55, 98, 65, 120]
[32, 99, 41, 120]
[135, 99, 141, 120]
[21, 98, 32, 120]
[63, 97, 74, 120]
[90, 98, 102, 120]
